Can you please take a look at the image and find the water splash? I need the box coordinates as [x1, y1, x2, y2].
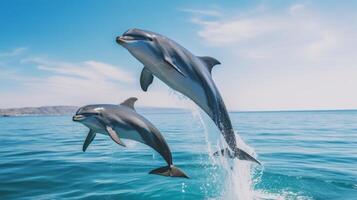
[166, 92, 261, 200]
[222, 134, 257, 200]
[188, 106, 313, 200]
[188, 103, 259, 200]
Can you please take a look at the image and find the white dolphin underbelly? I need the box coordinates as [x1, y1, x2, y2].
[114, 126, 146, 144]
[149, 63, 210, 114]
[96, 126, 146, 145]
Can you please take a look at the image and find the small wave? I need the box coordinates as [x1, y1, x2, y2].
[253, 190, 313, 200]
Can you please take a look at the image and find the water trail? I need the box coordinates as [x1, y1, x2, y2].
[222, 134, 256, 200]
[168, 90, 260, 199]
[188, 107, 310, 200]
[190, 106, 259, 200]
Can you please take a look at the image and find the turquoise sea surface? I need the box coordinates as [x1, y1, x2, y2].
[0, 109, 356, 199]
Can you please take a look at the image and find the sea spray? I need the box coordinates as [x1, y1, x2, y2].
[168, 90, 260, 199]
[222, 134, 257, 200]
[188, 103, 259, 199]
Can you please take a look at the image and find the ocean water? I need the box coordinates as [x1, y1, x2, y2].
[0, 109, 356, 200]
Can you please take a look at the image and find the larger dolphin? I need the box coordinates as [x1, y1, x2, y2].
[116, 28, 260, 164]
[72, 97, 189, 178]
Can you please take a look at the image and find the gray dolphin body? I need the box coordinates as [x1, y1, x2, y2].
[72, 97, 189, 178]
[116, 29, 260, 164]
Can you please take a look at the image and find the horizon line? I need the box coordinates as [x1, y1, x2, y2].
[1, 105, 356, 113]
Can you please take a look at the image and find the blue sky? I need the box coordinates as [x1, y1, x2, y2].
[1, 0, 357, 110]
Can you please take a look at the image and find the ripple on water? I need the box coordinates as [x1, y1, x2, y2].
[1, 111, 357, 199]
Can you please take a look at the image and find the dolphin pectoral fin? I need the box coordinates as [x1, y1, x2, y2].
[197, 56, 221, 74]
[164, 58, 186, 77]
[120, 97, 138, 110]
[140, 67, 154, 92]
[83, 129, 96, 152]
[213, 148, 261, 165]
[149, 165, 189, 179]
[158, 43, 186, 77]
[106, 126, 126, 147]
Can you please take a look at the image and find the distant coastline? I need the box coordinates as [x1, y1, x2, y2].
[0, 106, 79, 117]
[1, 105, 356, 117]
[0, 106, 186, 117]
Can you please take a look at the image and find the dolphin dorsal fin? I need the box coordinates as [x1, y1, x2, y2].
[120, 97, 138, 110]
[198, 56, 221, 74]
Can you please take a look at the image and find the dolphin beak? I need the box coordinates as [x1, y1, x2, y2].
[116, 36, 125, 44]
[116, 35, 138, 44]
[72, 114, 85, 122]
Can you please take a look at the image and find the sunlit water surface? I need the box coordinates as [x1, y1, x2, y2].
[1, 109, 356, 199]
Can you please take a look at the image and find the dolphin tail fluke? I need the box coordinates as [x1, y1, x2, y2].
[213, 148, 261, 165]
[149, 165, 189, 179]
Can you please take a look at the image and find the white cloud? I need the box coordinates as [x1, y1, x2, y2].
[0, 54, 192, 109]
[181, 8, 222, 17]
[188, 4, 357, 110]
[0, 47, 27, 57]
[26, 57, 134, 83]
[193, 17, 283, 45]
[289, 4, 305, 14]
[191, 3, 341, 61]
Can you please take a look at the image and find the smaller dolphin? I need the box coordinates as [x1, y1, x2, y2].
[72, 97, 189, 178]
